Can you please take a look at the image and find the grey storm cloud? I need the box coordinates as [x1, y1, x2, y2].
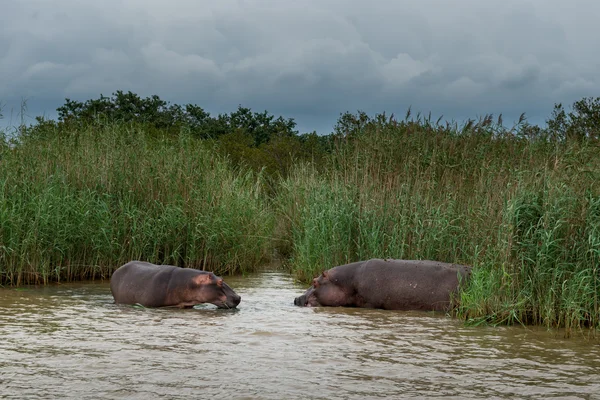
[1, 0, 599, 132]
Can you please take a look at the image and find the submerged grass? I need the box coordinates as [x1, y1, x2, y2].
[0, 123, 274, 284]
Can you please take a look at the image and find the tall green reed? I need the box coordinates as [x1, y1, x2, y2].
[277, 118, 600, 330]
[0, 123, 274, 285]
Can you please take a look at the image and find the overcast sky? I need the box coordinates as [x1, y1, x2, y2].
[1, 0, 599, 133]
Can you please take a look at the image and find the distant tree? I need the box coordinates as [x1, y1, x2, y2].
[546, 97, 600, 141]
[546, 103, 569, 141]
[333, 110, 371, 137]
[54, 92, 299, 144]
[226, 106, 298, 146]
[56, 91, 181, 129]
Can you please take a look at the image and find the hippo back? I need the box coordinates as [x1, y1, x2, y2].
[355, 259, 471, 311]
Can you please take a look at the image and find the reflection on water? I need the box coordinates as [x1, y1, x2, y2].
[1, 272, 599, 399]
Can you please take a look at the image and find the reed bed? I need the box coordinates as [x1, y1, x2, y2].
[0, 123, 274, 284]
[277, 119, 600, 330]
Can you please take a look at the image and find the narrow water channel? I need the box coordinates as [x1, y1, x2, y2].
[1, 271, 599, 399]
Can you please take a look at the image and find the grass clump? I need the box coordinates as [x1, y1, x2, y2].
[277, 111, 600, 331]
[0, 123, 274, 284]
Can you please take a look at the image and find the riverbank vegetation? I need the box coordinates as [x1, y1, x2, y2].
[0, 120, 274, 284]
[1, 92, 599, 332]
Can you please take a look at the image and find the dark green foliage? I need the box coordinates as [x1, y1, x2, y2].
[546, 97, 600, 141]
[53, 91, 298, 144]
[57, 91, 179, 128]
[41, 92, 307, 180]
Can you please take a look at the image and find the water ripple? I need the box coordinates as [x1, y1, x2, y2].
[1, 272, 599, 399]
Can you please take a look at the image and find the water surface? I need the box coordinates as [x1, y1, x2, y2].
[1, 272, 599, 399]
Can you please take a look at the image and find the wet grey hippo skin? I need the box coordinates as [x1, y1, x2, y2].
[294, 259, 472, 312]
[110, 261, 241, 309]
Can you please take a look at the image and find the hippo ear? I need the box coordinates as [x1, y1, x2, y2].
[322, 271, 328, 279]
[312, 278, 319, 288]
[216, 278, 224, 287]
[193, 274, 211, 286]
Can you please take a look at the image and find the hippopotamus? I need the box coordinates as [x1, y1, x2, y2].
[110, 261, 241, 309]
[294, 259, 471, 312]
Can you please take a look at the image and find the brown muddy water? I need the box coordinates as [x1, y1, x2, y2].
[1, 271, 599, 399]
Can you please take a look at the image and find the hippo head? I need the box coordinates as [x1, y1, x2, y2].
[294, 285, 318, 307]
[191, 273, 241, 309]
[294, 270, 349, 307]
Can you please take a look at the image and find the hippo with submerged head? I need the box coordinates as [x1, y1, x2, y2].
[110, 261, 241, 309]
[294, 259, 471, 312]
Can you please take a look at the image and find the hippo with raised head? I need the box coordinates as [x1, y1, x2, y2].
[110, 261, 241, 309]
[294, 259, 471, 312]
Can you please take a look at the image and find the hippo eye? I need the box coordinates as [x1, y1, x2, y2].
[216, 278, 223, 287]
[312, 278, 319, 288]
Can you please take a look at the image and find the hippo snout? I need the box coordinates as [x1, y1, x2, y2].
[294, 286, 320, 307]
[294, 295, 305, 306]
[220, 293, 241, 309]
